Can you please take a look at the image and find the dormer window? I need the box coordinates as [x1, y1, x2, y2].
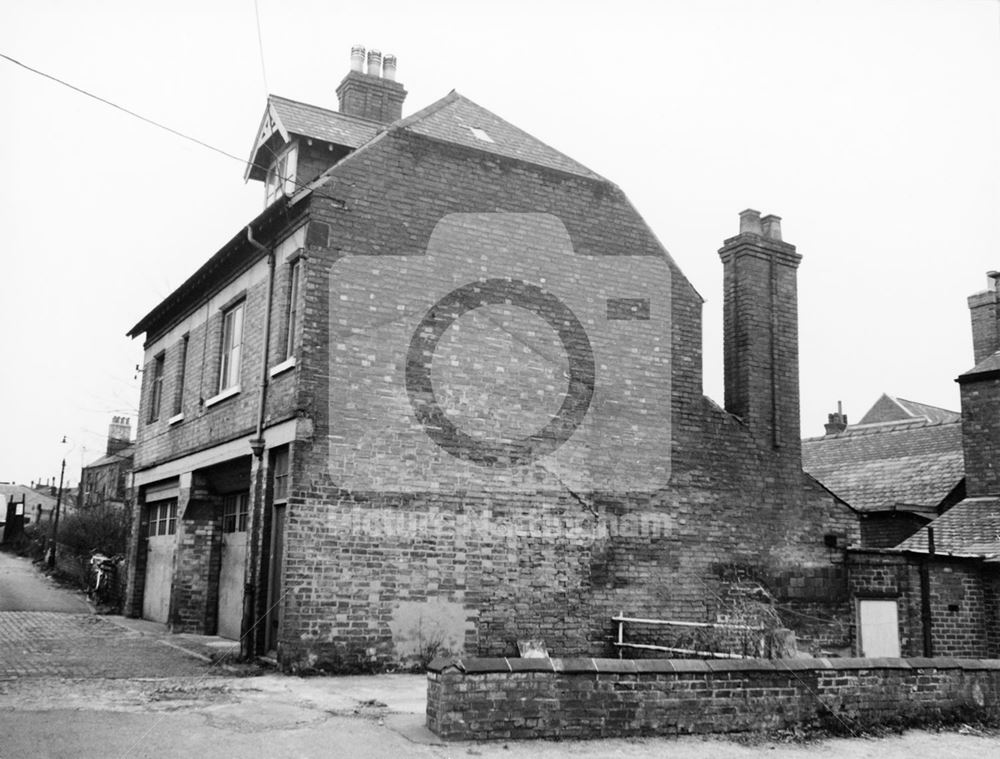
[265, 144, 298, 206]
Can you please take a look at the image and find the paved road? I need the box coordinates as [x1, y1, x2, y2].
[0, 551, 213, 678]
[0, 550, 90, 612]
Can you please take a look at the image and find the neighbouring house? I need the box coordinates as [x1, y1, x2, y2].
[803, 396, 965, 548]
[79, 416, 135, 510]
[123, 48, 858, 671]
[845, 272, 1000, 659]
[0, 483, 60, 542]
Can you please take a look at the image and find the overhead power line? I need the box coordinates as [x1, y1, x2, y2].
[0, 51, 307, 194]
[0, 51, 248, 166]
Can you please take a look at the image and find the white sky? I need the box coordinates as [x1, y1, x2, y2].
[1, 0, 998, 488]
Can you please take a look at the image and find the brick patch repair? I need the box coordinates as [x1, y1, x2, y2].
[425, 656, 1000, 740]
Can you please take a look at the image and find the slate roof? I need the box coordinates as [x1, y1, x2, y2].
[396, 92, 604, 181]
[857, 394, 961, 425]
[245, 95, 382, 181]
[269, 95, 380, 149]
[84, 444, 135, 469]
[896, 497, 1000, 558]
[0, 484, 58, 509]
[802, 418, 964, 513]
[136, 90, 624, 340]
[960, 351, 1000, 379]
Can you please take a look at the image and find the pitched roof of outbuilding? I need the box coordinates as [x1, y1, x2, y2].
[959, 350, 1000, 380]
[803, 403, 964, 514]
[896, 497, 1000, 558]
[0, 484, 58, 508]
[857, 394, 960, 425]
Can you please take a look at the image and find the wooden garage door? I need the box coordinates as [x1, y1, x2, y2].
[142, 500, 177, 623]
[217, 493, 249, 641]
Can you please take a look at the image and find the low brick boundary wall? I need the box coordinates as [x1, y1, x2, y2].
[426, 656, 1000, 740]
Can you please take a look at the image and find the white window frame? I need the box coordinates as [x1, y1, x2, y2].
[272, 447, 290, 504]
[148, 353, 165, 423]
[285, 258, 301, 361]
[218, 301, 245, 394]
[265, 143, 298, 206]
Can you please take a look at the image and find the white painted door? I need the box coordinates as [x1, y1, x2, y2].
[217, 493, 249, 640]
[142, 500, 177, 624]
[858, 599, 901, 657]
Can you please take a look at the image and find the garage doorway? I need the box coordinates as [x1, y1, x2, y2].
[217, 492, 249, 640]
[142, 499, 177, 623]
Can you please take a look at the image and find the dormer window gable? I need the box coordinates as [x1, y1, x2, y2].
[245, 95, 381, 203]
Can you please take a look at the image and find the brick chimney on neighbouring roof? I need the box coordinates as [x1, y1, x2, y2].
[824, 402, 848, 435]
[107, 416, 132, 456]
[968, 271, 1000, 364]
[719, 209, 803, 477]
[336, 45, 407, 124]
[957, 271, 1000, 497]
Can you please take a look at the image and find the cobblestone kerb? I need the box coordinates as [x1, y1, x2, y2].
[425, 656, 1000, 741]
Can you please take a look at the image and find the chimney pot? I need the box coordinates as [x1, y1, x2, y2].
[988, 271, 999, 291]
[739, 209, 762, 236]
[761, 214, 783, 241]
[383, 54, 397, 82]
[350, 45, 366, 73]
[366, 49, 382, 77]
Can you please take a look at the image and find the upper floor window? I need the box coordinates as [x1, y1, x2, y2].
[219, 301, 245, 393]
[265, 144, 298, 206]
[172, 334, 189, 417]
[285, 259, 301, 360]
[272, 447, 290, 503]
[148, 353, 165, 422]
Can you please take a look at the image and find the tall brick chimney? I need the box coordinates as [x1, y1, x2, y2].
[719, 209, 803, 473]
[336, 45, 407, 124]
[957, 271, 1000, 497]
[107, 416, 132, 456]
[968, 271, 1000, 365]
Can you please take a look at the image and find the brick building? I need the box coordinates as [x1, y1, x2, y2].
[803, 395, 965, 548]
[79, 416, 134, 510]
[124, 49, 858, 670]
[845, 272, 1000, 658]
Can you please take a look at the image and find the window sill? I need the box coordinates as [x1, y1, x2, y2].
[205, 385, 240, 408]
[167, 413, 185, 426]
[269, 357, 296, 378]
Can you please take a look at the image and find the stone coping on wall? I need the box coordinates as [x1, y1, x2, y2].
[426, 655, 1000, 674]
[426, 655, 1000, 741]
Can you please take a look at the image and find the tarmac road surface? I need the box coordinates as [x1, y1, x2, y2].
[0, 549, 90, 612]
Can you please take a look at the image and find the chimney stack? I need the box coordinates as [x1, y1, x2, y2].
[957, 271, 1000, 498]
[968, 271, 1000, 365]
[107, 416, 132, 456]
[719, 209, 803, 476]
[824, 402, 848, 435]
[336, 46, 407, 124]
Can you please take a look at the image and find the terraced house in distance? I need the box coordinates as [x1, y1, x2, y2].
[124, 47, 858, 672]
